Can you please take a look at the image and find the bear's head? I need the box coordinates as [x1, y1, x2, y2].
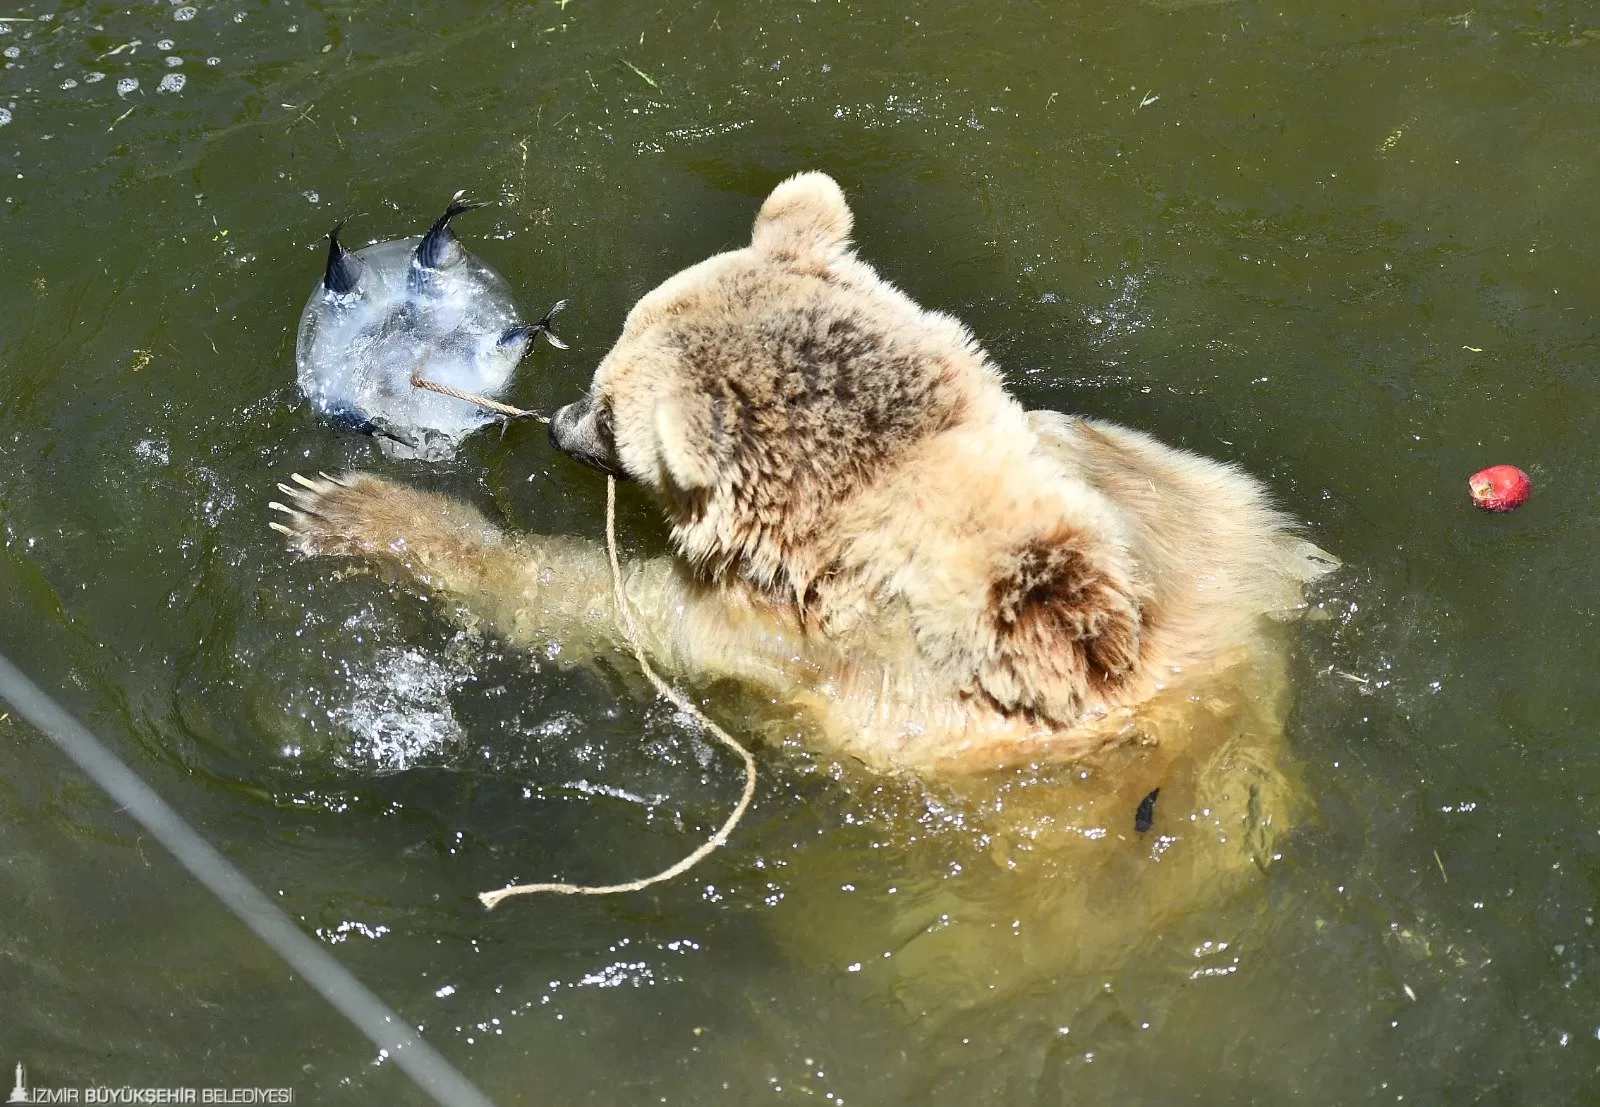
[550, 172, 1146, 722]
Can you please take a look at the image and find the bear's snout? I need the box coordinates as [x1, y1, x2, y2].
[549, 395, 628, 479]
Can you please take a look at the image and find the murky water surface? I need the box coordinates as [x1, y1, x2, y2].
[0, 0, 1596, 1102]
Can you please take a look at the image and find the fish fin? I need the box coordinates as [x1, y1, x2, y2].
[323, 405, 418, 451]
[414, 196, 491, 271]
[533, 299, 569, 349]
[323, 219, 363, 295]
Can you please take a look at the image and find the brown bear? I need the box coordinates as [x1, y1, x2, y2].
[272, 172, 1332, 1008]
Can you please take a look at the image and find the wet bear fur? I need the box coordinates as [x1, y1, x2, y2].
[533, 170, 1326, 770]
[273, 172, 1333, 1009]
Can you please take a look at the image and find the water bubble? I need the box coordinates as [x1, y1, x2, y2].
[166, 56, 183, 67]
[173, 6, 197, 20]
[2, 47, 19, 60]
[84, 71, 105, 83]
[302, 190, 319, 204]
[134, 438, 171, 465]
[116, 76, 139, 97]
[205, 56, 220, 66]
[0, 109, 10, 127]
[156, 39, 174, 51]
[59, 78, 77, 90]
[157, 73, 185, 93]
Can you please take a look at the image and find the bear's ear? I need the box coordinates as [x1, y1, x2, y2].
[652, 392, 717, 493]
[751, 172, 854, 260]
[972, 527, 1146, 722]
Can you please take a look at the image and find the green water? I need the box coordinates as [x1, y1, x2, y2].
[1, 0, 1596, 1101]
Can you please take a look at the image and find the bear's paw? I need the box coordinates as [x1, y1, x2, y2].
[269, 471, 410, 559]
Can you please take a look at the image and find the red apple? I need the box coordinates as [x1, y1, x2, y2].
[1468, 464, 1531, 512]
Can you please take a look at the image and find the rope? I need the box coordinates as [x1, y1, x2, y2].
[400, 374, 755, 906]
[410, 374, 549, 423]
[477, 476, 758, 909]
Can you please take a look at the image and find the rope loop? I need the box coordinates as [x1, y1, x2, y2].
[476, 477, 757, 908]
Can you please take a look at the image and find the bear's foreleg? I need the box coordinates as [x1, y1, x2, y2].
[269, 472, 669, 664]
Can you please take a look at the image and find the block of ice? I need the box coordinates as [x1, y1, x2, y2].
[295, 197, 564, 461]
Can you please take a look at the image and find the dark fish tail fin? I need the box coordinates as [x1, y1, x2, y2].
[1134, 787, 1160, 833]
[497, 300, 569, 355]
[323, 219, 363, 296]
[532, 298, 569, 350]
[414, 194, 491, 271]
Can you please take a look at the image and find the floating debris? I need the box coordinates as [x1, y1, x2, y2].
[1135, 786, 1160, 833]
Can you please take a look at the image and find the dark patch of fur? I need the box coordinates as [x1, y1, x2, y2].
[592, 399, 616, 452]
[981, 528, 1143, 719]
[662, 296, 963, 563]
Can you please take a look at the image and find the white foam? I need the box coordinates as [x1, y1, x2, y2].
[333, 647, 468, 773]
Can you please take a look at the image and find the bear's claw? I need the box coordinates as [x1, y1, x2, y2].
[269, 471, 388, 557]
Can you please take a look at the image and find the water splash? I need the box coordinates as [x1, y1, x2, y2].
[332, 646, 470, 773]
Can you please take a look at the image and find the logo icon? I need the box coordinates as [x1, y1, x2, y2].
[6, 1062, 26, 1104]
